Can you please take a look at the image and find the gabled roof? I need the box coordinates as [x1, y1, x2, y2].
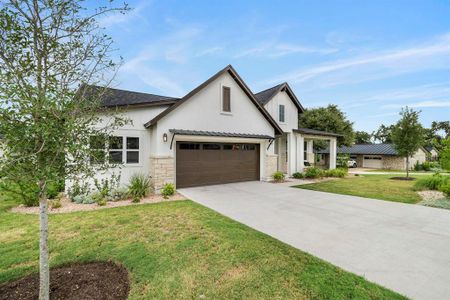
[84, 85, 181, 107]
[144, 65, 283, 135]
[255, 82, 305, 113]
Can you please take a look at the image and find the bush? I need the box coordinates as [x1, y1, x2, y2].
[292, 172, 304, 179]
[49, 198, 62, 209]
[0, 180, 40, 206]
[46, 179, 65, 199]
[94, 174, 121, 197]
[422, 161, 432, 171]
[440, 182, 450, 198]
[324, 168, 348, 178]
[67, 180, 90, 200]
[413, 173, 449, 191]
[414, 161, 422, 171]
[128, 173, 151, 201]
[304, 167, 324, 179]
[161, 183, 176, 199]
[272, 171, 285, 182]
[110, 187, 129, 201]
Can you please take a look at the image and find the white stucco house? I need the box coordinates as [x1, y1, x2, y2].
[90, 65, 340, 190]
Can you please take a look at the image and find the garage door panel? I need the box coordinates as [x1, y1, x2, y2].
[176, 142, 260, 188]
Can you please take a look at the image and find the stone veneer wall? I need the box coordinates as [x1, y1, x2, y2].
[265, 154, 278, 180]
[150, 156, 174, 191]
[382, 156, 406, 170]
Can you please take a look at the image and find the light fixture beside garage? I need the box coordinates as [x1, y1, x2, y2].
[163, 133, 168, 142]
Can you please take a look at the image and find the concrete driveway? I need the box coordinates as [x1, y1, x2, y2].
[179, 181, 450, 300]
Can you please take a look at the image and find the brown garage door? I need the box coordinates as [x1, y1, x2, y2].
[176, 142, 260, 188]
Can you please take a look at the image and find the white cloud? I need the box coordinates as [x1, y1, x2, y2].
[343, 83, 450, 109]
[195, 47, 223, 57]
[233, 42, 337, 59]
[383, 100, 450, 109]
[268, 33, 450, 86]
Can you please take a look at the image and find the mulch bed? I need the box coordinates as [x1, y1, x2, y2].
[390, 176, 416, 181]
[0, 262, 129, 300]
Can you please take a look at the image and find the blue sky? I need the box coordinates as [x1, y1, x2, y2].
[97, 0, 450, 132]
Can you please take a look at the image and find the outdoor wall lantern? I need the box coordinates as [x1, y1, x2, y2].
[163, 133, 168, 142]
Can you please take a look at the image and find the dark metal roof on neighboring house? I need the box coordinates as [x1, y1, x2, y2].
[169, 129, 274, 139]
[294, 128, 343, 137]
[319, 143, 399, 155]
[85, 85, 181, 107]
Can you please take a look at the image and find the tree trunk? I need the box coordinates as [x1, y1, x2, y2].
[406, 157, 410, 178]
[39, 196, 49, 300]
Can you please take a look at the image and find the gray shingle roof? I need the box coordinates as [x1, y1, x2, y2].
[169, 129, 274, 139]
[85, 85, 181, 107]
[294, 128, 343, 137]
[254, 83, 284, 105]
[319, 144, 399, 155]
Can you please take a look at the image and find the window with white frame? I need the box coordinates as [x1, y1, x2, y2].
[96, 135, 140, 165]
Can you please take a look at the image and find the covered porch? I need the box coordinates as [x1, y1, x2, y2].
[274, 128, 340, 175]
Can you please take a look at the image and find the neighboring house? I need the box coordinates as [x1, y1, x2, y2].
[86, 65, 339, 190]
[319, 143, 427, 169]
[425, 145, 439, 161]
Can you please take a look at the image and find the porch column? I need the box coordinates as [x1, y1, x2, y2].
[288, 132, 297, 175]
[306, 140, 314, 163]
[296, 134, 304, 172]
[329, 138, 337, 169]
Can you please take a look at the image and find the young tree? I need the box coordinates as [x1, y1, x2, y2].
[0, 1, 128, 299]
[354, 130, 372, 144]
[391, 107, 424, 177]
[299, 104, 355, 146]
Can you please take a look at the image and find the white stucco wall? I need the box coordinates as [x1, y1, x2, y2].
[155, 72, 276, 156]
[263, 90, 298, 133]
[68, 105, 170, 189]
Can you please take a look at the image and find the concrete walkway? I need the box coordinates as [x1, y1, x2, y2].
[179, 181, 450, 300]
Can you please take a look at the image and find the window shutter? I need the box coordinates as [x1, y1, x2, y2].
[222, 86, 231, 112]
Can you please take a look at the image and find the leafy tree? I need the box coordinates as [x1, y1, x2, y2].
[440, 137, 450, 171]
[0, 1, 128, 299]
[354, 131, 372, 144]
[298, 104, 354, 147]
[372, 124, 395, 143]
[391, 107, 425, 177]
[427, 121, 450, 152]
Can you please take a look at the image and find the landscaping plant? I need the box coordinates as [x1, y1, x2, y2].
[161, 183, 176, 199]
[272, 171, 285, 182]
[128, 174, 151, 202]
[413, 173, 449, 191]
[0, 1, 129, 298]
[292, 172, 305, 179]
[440, 182, 450, 198]
[304, 167, 324, 179]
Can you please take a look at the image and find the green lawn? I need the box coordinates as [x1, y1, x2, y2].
[0, 197, 404, 299]
[296, 175, 421, 204]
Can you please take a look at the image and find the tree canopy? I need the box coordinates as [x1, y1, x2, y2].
[372, 124, 395, 143]
[354, 131, 372, 144]
[298, 104, 354, 146]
